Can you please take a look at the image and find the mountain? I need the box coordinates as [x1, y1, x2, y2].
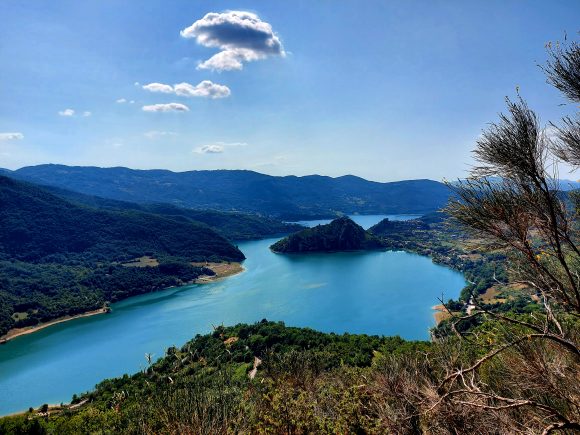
[0, 176, 244, 263]
[270, 217, 384, 253]
[9, 164, 451, 219]
[34, 183, 304, 241]
[0, 176, 245, 335]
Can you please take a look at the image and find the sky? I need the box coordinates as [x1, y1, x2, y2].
[0, 0, 579, 182]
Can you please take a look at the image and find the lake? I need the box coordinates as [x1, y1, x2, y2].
[0, 215, 465, 415]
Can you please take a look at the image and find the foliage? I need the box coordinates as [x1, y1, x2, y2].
[0, 176, 243, 336]
[271, 217, 385, 253]
[8, 166, 451, 219]
[40, 184, 305, 241]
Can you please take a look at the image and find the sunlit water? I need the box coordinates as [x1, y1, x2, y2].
[0, 215, 465, 415]
[291, 214, 421, 228]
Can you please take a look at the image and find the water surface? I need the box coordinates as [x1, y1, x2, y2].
[0, 215, 464, 415]
[292, 214, 421, 229]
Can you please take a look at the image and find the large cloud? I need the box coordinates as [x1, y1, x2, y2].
[142, 80, 230, 99]
[0, 132, 24, 141]
[180, 11, 284, 71]
[142, 103, 190, 112]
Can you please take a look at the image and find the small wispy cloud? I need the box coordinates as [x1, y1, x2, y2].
[116, 98, 127, 103]
[142, 80, 230, 99]
[144, 130, 178, 139]
[195, 144, 225, 154]
[58, 108, 75, 117]
[57, 108, 91, 117]
[142, 103, 190, 112]
[0, 132, 24, 141]
[193, 141, 248, 154]
[180, 11, 285, 71]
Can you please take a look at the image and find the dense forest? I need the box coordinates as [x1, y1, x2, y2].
[0, 176, 246, 336]
[40, 184, 304, 241]
[0, 176, 244, 263]
[4, 165, 451, 218]
[270, 217, 384, 253]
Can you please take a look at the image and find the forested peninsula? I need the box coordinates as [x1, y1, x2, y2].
[270, 217, 384, 253]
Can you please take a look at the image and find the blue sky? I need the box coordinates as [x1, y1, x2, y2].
[0, 0, 578, 181]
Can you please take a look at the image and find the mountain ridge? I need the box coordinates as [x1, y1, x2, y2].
[8, 164, 452, 219]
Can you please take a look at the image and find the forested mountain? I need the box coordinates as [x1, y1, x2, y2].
[0, 176, 244, 263]
[271, 217, 384, 253]
[35, 183, 304, 241]
[5, 165, 451, 218]
[0, 176, 245, 336]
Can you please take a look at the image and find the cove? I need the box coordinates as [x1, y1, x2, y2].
[0, 215, 465, 415]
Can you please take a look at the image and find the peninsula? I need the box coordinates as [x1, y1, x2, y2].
[270, 217, 384, 253]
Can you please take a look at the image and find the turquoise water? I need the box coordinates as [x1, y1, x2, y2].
[0, 216, 465, 415]
[292, 214, 421, 228]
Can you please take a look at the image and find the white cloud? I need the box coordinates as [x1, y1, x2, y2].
[194, 141, 247, 154]
[144, 130, 178, 139]
[129, 100, 135, 104]
[58, 108, 75, 117]
[198, 48, 264, 71]
[116, 98, 127, 103]
[142, 82, 174, 93]
[175, 81, 231, 98]
[142, 103, 190, 112]
[180, 11, 285, 71]
[0, 132, 24, 141]
[142, 80, 230, 99]
[82, 111, 92, 117]
[195, 144, 225, 154]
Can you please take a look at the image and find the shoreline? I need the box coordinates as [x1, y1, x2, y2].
[193, 261, 245, 283]
[432, 304, 451, 324]
[0, 262, 245, 344]
[0, 308, 109, 344]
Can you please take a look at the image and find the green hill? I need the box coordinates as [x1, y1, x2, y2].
[270, 217, 384, 253]
[0, 176, 244, 263]
[9, 164, 452, 218]
[0, 176, 245, 336]
[0, 320, 428, 434]
[34, 182, 304, 241]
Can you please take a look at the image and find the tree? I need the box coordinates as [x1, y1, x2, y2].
[440, 38, 580, 433]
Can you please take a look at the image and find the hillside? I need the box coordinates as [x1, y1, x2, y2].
[270, 217, 384, 253]
[0, 176, 244, 263]
[7, 165, 451, 218]
[32, 182, 304, 241]
[0, 320, 430, 433]
[0, 176, 245, 336]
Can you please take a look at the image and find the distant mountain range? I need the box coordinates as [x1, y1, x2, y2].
[1, 165, 452, 219]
